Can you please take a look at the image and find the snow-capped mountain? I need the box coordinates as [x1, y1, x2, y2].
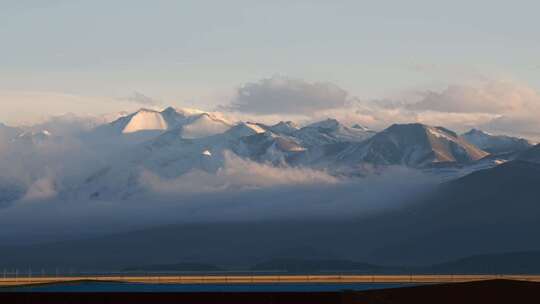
[351, 124, 370, 131]
[462, 129, 532, 155]
[16, 130, 53, 145]
[114, 109, 169, 134]
[267, 121, 299, 135]
[70, 119, 272, 200]
[292, 118, 375, 146]
[233, 131, 305, 164]
[56, 115, 504, 200]
[335, 123, 489, 168]
[103, 107, 231, 137]
[2, 105, 536, 204]
[88, 107, 233, 147]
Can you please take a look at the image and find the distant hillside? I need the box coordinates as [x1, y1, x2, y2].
[123, 262, 222, 272]
[518, 144, 540, 163]
[251, 259, 385, 274]
[426, 251, 540, 274]
[462, 129, 532, 154]
[1, 157, 540, 270]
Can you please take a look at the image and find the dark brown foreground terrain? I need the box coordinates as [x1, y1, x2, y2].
[343, 279, 540, 304]
[1, 279, 539, 303]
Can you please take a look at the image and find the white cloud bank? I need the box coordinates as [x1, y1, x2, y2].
[140, 151, 338, 195]
[406, 81, 540, 138]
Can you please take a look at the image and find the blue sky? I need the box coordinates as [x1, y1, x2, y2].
[1, 0, 540, 137]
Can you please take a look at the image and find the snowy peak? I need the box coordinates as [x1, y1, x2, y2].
[268, 121, 299, 135]
[306, 118, 340, 130]
[180, 113, 232, 139]
[18, 129, 52, 140]
[235, 131, 305, 164]
[121, 109, 168, 134]
[351, 124, 370, 131]
[464, 128, 491, 137]
[222, 123, 257, 139]
[338, 123, 488, 167]
[227, 122, 266, 137]
[166, 106, 206, 117]
[462, 129, 532, 154]
[10, 129, 54, 147]
[104, 107, 231, 138]
[295, 118, 374, 146]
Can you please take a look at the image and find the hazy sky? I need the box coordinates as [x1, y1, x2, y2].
[1, 1, 540, 131]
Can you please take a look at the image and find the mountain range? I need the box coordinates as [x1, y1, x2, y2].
[2, 146, 539, 269]
[1, 106, 539, 271]
[0, 106, 535, 203]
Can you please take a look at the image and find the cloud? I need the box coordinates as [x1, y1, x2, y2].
[124, 91, 161, 106]
[0, 118, 436, 245]
[481, 115, 540, 139]
[140, 151, 338, 195]
[0, 158, 435, 245]
[226, 76, 348, 115]
[0, 90, 143, 126]
[408, 82, 540, 114]
[219, 78, 539, 138]
[300, 81, 540, 140]
[399, 81, 540, 138]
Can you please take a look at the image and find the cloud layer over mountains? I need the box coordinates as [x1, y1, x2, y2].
[140, 151, 339, 195]
[0, 77, 539, 246]
[0, 105, 447, 244]
[220, 76, 540, 140]
[2, 76, 540, 139]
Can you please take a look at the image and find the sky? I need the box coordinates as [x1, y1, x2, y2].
[1, 0, 540, 138]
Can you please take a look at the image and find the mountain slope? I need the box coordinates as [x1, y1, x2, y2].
[462, 129, 532, 154]
[15, 130, 53, 145]
[5, 159, 540, 269]
[70, 121, 269, 200]
[95, 107, 231, 139]
[293, 119, 375, 146]
[517, 144, 540, 163]
[267, 121, 299, 136]
[369, 159, 540, 264]
[427, 251, 540, 274]
[233, 131, 306, 164]
[336, 123, 489, 167]
[180, 113, 232, 139]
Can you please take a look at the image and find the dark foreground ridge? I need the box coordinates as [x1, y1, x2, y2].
[343, 279, 540, 304]
[1, 279, 540, 303]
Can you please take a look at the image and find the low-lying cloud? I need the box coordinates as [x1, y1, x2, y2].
[0, 161, 435, 245]
[140, 151, 338, 195]
[0, 123, 435, 246]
